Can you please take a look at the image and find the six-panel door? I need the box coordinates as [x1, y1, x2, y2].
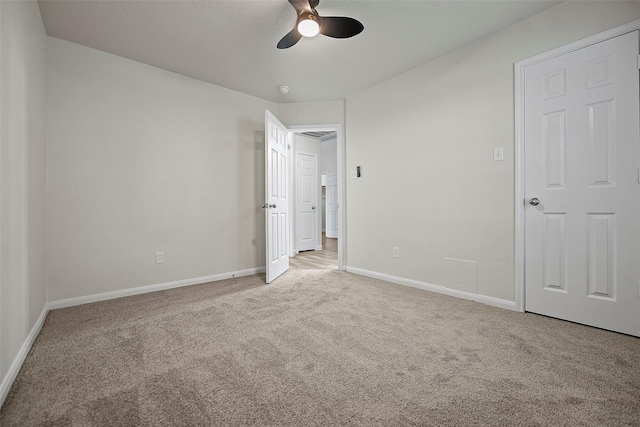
[524, 31, 640, 336]
[265, 110, 290, 283]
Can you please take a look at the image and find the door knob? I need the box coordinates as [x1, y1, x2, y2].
[312, 206, 316, 210]
[529, 197, 540, 206]
[261, 204, 277, 209]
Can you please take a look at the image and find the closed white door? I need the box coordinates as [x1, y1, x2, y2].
[325, 171, 338, 239]
[524, 31, 640, 336]
[265, 110, 289, 283]
[297, 152, 317, 252]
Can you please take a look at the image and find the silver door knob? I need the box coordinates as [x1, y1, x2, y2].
[312, 206, 316, 210]
[529, 197, 540, 206]
[261, 204, 277, 209]
[269, 204, 276, 208]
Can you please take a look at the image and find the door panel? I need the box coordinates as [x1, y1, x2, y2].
[265, 110, 289, 283]
[587, 213, 616, 299]
[524, 31, 640, 336]
[297, 152, 317, 251]
[543, 213, 567, 292]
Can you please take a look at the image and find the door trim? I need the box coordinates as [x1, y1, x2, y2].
[514, 18, 640, 313]
[287, 124, 345, 270]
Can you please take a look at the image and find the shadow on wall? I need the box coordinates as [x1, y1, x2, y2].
[254, 130, 266, 265]
[235, 118, 265, 269]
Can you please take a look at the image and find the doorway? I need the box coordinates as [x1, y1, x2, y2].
[289, 126, 343, 270]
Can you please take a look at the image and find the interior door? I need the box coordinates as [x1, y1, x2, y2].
[265, 110, 289, 283]
[297, 152, 317, 252]
[325, 171, 338, 239]
[524, 31, 640, 336]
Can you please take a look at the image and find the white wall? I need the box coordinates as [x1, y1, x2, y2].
[0, 0, 47, 395]
[321, 137, 337, 233]
[46, 38, 276, 302]
[277, 101, 344, 128]
[345, 1, 640, 302]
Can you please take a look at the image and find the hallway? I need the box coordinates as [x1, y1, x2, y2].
[289, 234, 337, 270]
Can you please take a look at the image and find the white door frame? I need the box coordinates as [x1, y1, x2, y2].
[514, 19, 640, 313]
[287, 124, 345, 270]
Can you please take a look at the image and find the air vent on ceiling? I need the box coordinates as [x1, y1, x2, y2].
[299, 131, 337, 141]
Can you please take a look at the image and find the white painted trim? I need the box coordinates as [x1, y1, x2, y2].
[336, 121, 345, 272]
[287, 132, 296, 258]
[514, 59, 526, 313]
[346, 267, 516, 312]
[0, 0, 3, 391]
[48, 267, 265, 310]
[0, 304, 48, 408]
[514, 19, 640, 314]
[287, 123, 345, 271]
[315, 245, 323, 251]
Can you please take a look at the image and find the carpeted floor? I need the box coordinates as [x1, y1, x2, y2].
[1, 268, 639, 426]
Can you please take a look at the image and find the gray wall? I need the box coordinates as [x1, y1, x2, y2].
[0, 0, 47, 390]
[345, 1, 640, 302]
[46, 38, 276, 301]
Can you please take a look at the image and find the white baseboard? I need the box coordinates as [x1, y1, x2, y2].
[315, 245, 323, 251]
[0, 304, 49, 408]
[49, 267, 265, 310]
[345, 266, 516, 311]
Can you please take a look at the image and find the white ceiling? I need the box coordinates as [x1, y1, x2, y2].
[38, 0, 561, 103]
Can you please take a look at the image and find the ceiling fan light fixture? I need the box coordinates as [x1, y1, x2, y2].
[277, 0, 363, 49]
[297, 15, 320, 37]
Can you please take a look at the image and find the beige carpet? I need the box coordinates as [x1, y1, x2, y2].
[1, 268, 639, 426]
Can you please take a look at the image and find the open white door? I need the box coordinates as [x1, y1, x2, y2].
[524, 31, 640, 336]
[325, 171, 338, 239]
[264, 110, 290, 283]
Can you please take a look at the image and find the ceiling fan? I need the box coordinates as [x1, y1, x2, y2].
[277, 0, 364, 49]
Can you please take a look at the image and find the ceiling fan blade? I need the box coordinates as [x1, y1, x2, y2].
[277, 28, 303, 49]
[308, 0, 319, 9]
[288, 0, 312, 13]
[319, 16, 364, 39]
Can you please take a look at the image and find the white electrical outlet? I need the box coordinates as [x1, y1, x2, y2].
[393, 247, 400, 258]
[351, 170, 357, 179]
[156, 252, 164, 264]
[493, 147, 504, 162]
